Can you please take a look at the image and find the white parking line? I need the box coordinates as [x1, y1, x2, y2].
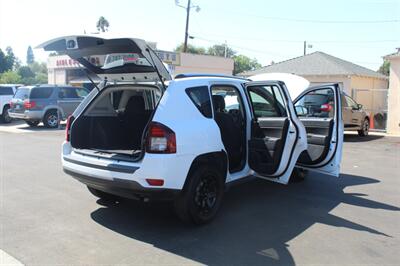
[0, 249, 24, 266]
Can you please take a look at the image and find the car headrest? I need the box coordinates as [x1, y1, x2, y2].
[125, 96, 145, 114]
[212, 95, 225, 112]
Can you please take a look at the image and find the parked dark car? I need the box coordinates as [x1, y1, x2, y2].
[9, 85, 89, 128]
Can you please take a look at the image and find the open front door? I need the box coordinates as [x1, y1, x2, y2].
[293, 84, 343, 176]
[245, 81, 307, 184]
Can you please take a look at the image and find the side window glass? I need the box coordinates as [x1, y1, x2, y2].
[30, 87, 54, 99]
[59, 88, 79, 99]
[295, 88, 335, 118]
[247, 85, 287, 118]
[345, 96, 358, 109]
[76, 88, 88, 98]
[186, 86, 212, 118]
[0, 87, 14, 95]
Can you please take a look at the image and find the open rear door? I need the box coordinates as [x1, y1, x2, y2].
[245, 81, 307, 184]
[293, 84, 343, 176]
[37, 35, 171, 83]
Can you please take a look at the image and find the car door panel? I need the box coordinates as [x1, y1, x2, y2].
[248, 117, 289, 175]
[294, 84, 343, 177]
[245, 81, 307, 184]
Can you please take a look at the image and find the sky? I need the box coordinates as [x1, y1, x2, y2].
[0, 0, 399, 71]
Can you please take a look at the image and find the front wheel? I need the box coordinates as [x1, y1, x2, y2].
[358, 118, 369, 137]
[174, 165, 225, 224]
[43, 110, 59, 128]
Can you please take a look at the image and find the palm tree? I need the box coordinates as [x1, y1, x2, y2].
[96, 16, 110, 32]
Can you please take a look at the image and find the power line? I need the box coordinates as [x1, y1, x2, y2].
[191, 32, 399, 44]
[224, 11, 400, 24]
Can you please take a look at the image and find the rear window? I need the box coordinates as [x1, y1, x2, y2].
[30, 87, 54, 99]
[186, 86, 212, 118]
[14, 88, 30, 99]
[0, 86, 14, 95]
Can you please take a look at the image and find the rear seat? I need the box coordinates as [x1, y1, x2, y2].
[122, 96, 152, 150]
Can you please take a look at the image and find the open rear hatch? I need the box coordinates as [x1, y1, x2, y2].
[37, 35, 171, 83]
[38, 36, 171, 161]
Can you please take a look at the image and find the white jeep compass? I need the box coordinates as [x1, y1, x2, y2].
[39, 36, 344, 224]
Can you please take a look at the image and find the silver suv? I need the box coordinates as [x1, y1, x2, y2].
[9, 85, 89, 128]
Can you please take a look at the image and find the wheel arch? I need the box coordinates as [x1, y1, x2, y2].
[182, 151, 228, 191]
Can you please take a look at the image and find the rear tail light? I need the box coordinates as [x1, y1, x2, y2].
[23, 100, 36, 109]
[146, 122, 176, 154]
[65, 115, 74, 142]
[146, 179, 164, 186]
[320, 104, 333, 112]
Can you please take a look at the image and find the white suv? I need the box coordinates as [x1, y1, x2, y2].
[39, 36, 344, 224]
[0, 84, 20, 123]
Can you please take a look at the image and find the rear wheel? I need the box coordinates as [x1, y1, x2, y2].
[43, 110, 59, 128]
[1, 106, 12, 123]
[358, 118, 369, 137]
[87, 186, 119, 202]
[26, 120, 40, 127]
[174, 165, 225, 224]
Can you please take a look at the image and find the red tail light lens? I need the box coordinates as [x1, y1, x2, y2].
[146, 122, 176, 154]
[23, 100, 36, 109]
[320, 103, 333, 112]
[146, 179, 164, 186]
[65, 115, 74, 142]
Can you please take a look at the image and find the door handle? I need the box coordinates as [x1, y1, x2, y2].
[289, 131, 295, 134]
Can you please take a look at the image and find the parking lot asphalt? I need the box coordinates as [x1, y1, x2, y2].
[1, 123, 399, 266]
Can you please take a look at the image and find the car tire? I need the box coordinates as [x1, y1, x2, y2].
[87, 186, 119, 202]
[290, 168, 308, 183]
[26, 120, 40, 127]
[43, 110, 59, 128]
[358, 118, 369, 137]
[1, 106, 12, 123]
[173, 165, 225, 225]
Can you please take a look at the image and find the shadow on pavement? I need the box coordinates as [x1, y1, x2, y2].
[344, 134, 384, 142]
[90, 173, 399, 266]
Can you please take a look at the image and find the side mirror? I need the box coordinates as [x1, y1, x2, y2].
[357, 104, 363, 110]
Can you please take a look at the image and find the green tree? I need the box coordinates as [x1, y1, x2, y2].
[27, 46, 34, 64]
[0, 47, 17, 73]
[378, 60, 390, 76]
[233, 54, 261, 75]
[0, 70, 22, 84]
[174, 43, 206, 54]
[207, 44, 236, 58]
[96, 16, 110, 32]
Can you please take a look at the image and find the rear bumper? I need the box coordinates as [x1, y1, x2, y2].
[64, 168, 180, 201]
[9, 110, 43, 120]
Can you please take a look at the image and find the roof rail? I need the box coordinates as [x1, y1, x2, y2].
[174, 73, 250, 81]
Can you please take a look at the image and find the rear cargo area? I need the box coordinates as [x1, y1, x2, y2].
[70, 85, 161, 159]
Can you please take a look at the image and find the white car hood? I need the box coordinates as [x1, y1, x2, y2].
[249, 73, 310, 100]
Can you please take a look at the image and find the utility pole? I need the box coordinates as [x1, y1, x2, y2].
[176, 0, 200, 53]
[224, 40, 227, 58]
[183, 0, 191, 52]
[304, 41, 306, 56]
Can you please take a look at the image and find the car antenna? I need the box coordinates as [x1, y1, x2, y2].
[146, 48, 166, 91]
